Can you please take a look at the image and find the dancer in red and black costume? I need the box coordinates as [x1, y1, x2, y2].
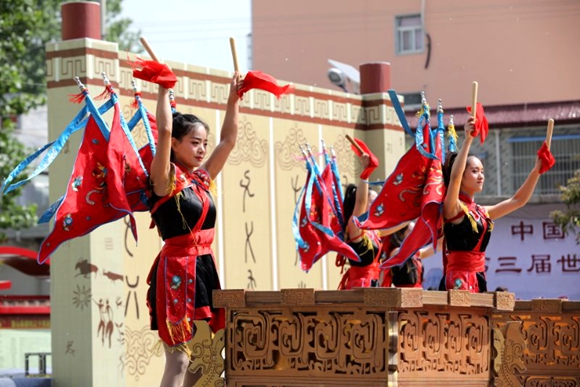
[145, 70, 242, 386]
[440, 116, 554, 293]
[337, 153, 382, 289]
[381, 221, 440, 288]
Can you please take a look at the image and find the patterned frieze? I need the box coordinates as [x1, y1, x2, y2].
[47, 43, 402, 132]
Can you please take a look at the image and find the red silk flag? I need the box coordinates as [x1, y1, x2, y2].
[237, 71, 294, 100]
[130, 110, 158, 212]
[537, 142, 555, 174]
[105, 102, 144, 241]
[466, 103, 489, 144]
[298, 164, 358, 272]
[37, 117, 122, 264]
[350, 138, 379, 180]
[356, 123, 433, 231]
[381, 137, 445, 269]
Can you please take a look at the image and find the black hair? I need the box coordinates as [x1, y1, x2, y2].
[171, 112, 209, 140]
[442, 152, 458, 187]
[442, 152, 481, 187]
[390, 226, 408, 248]
[170, 112, 210, 160]
[342, 184, 358, 234]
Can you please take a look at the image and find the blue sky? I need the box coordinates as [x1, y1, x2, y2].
[120, 0, 252, 73]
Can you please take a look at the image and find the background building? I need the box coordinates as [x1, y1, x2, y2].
[251, 0, 580, 297]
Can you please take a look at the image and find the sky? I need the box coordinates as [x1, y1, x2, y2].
[119, 0, 252, 73]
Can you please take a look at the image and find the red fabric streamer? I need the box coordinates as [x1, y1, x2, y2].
[350, 138, 379, 179]
[132, 58, 177, 89]
[466, 103, 489, 144]
[537, 142, 556, 174]
[237, 71, 294, 100]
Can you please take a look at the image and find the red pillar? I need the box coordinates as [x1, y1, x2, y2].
[61, 1, 101, 40]
[359, 62, 391, 94]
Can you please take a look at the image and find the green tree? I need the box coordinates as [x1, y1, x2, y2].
[551, 170, 580, 244]
[0, 0, 140, 242]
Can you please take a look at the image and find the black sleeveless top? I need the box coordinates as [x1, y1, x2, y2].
[347, 233, 380, 267]
[444, 205, 492, 252]
[149, 184, 216, 240]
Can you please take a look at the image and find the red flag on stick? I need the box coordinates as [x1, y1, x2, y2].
[348, 137, 379, 179]
[132, 58, 177, 89]
[237, 71, 294, 99]
[466, 103, 489, 144]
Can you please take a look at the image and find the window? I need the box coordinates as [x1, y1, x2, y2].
[395, 15, 424, 55]
[509, 134, 580, 195]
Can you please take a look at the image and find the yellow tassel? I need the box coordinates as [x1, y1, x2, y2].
[174, 192, 193, 233]
[166, 163, 176, 195]
[349, 231, 374, 257]
[166, 317, 192, 349]
[460, 202, 478, 234]
[150, 339, 163, 356]
[208, 179, 217, 198]
[484, 208, 494, 232]
[448, 123, 458, 144]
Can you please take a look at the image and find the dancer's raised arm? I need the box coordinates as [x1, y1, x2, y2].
[150, 86, 173, 196]
[201, 73, 241, 179]
[443, 116, 476, 223]
[486, 158, 542, 220]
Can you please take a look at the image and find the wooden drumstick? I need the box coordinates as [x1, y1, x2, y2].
[345, 134, 364, 154]
[139, 37, 160, 62]
[229, 37, 240, 73]
[546, 119, 554, 150]
[471, 81, 478, 120]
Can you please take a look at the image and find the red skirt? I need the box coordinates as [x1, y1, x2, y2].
[147, 231, 225, 347]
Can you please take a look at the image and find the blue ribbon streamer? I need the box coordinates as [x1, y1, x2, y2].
[3, 98, 116, 194]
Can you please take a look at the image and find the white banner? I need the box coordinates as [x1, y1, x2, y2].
[421, 204, 580, 300]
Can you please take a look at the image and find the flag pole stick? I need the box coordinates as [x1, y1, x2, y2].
[345, 134, 364, 154]
[546, 119, 554, 150]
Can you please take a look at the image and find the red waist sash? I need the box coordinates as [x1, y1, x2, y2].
[161, 230, 214, 257]
[446, 251, 485, 272]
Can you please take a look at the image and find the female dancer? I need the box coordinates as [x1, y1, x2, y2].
[146, 73, 241, 386]
[337, 153, 382, 289]
[441, 116, 546, 292]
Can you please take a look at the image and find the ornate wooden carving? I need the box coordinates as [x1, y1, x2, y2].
[492, 303, 580, 385]
[213, 289, 246, 308]
[492, 321, 526, 386]
[449, 290, 471, 306]
[225, 307, 390, 381]
[281, 288, 315, 305]
[397, 309, 490, 379]
[495, 292, 516, 311]
[530, 299, 562, 314]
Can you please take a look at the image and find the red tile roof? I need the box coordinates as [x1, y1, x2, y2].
[405, 100, 580, 129]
